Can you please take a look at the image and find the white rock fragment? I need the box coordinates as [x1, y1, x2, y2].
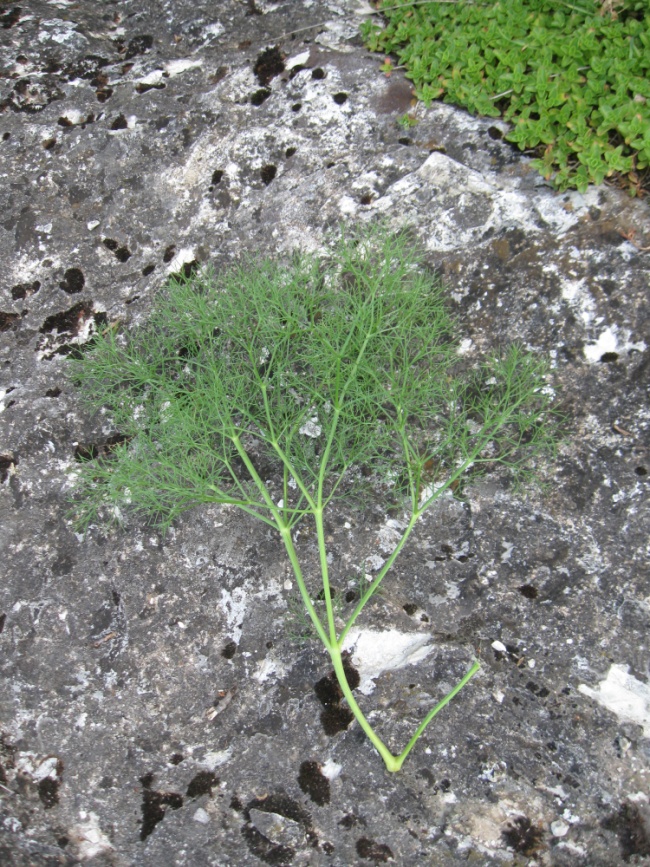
[202, 748, 233, 770]
[69, 812, 114, 861]
[342, 629, 433, 695]
[579, 664, 650, 736]
[299, 417, 321, 438]
[321, 759, 342, 781]
[491, 640, 507, 654]
[286, 50, 310, 70]
[551, 819, 570, 837]
[193, 808, 210, 824]
[166, 58, 203, 77]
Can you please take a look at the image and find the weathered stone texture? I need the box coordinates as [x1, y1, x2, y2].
[1, 1, 649, 865]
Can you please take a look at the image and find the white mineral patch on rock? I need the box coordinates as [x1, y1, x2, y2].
[69, 812, 114, 861]
[219, 586, 248, 643]
[342, 629, 433, 695]
[166, 58, 203, 77]
[579, 664, 650, 737]
[254, 655, 288, 683]
[321, 759, 342, 780]
[202, 748, 233, 770]
[583, 326, 647, 363]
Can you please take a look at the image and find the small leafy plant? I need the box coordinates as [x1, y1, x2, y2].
[362, 0, 650, 194]
[70, 226, 559, 771]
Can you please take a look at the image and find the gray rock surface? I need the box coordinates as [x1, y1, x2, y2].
[1, 1, 649, 864]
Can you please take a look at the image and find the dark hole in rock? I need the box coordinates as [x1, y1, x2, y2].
[42, 137, 56, 149]
[58, 116, 74, 128]
[39, 302, 92, 335]
[635, 466, 647, 476]
[398, 136, 412, 145]
[103, 238, 118, 251]
[332, 92, 348, 105]
[251, 88, 271, 106]
[1, 7, 22, 28]
[38, 777, 59, 809]
[136, 81, 166, 94]
[285, 147, 296, 158]
[0, 311, 20, 332]
[356, 837, 394, 862]
[298, 760, 330, 806]
[253, 46, 285, 87]
[502, 816, 545, 856]
[339, 813, 366, 829]
[0, 613, 6, 633]
[125, 34, 153, 60]
[115, 246, 131, 262]
[110, 114, 128, 130]
[420, 613, 429, 622]
[171, 260, 199, 280]
[241, 825, 295, 866]
[74, 433, 129, 462]
[60, 267, 85, 294]
[0, 454, 17, 483]
[359, 194, 373, 205]
[600, 352, 619, 363]
[345, 590, 357, 603]
[311, 68, 326, 80]
[487, 126, 503, 140]
[403, 603, 417, 616]
[186, 771, 218, 798]
[142, 264, 155, 276]
[518, 584, 538, 599]
[96, 87, 113, 102]
[321, 706, 354, 735]
[2, 131, 10, 140]
[163, 244, 176, 263]
[231, 795, 244, 812]
[245, 792, 311, 827]
[291, 103, 302, 112]
[211, 169, 224, 185]
[322, 841, 334, 854]
[316, 586, 338, 602]
[57, 836, 69, 849]
[602, 802, 650, 861]
[326, 161, 335, 168]
[314, 675, 341, 708]
[169, 753, 184, 765]
[65, 54, 110, 82]
[222, 640, 237, 659]
[260, 164, 277, 185]
[140, 787, 183, 841]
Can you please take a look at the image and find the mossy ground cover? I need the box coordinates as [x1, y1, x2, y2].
[362, 0, 650, 194]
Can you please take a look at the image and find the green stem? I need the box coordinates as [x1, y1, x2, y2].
[338, 512, 419, 647]
[393, 659, 480, 770]
[328, 643, 399, 771]
[314, 506, 338, 646]
[231, 434, 329, 648]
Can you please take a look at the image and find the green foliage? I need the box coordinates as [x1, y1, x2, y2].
[70, 226, 560, 770]
[362, 0, 650, 193]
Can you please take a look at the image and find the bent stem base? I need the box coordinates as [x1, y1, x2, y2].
[329, 647, 481, 773]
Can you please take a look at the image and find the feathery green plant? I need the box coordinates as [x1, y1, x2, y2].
[70, 226, 559, 771]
